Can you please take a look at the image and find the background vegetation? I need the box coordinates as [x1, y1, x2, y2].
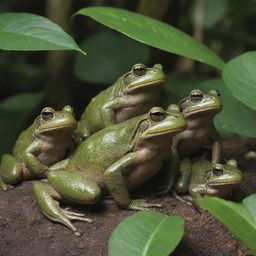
[1, 0, 256, 155]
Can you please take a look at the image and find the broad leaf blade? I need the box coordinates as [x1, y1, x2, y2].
[243, 194, 256, 223]
[223, 51, 256, 111]
[108, 211, 184, 256]
[197, 197, 256, 255]
[74, 31, 150, 84]
[0, 13, 85, 54]
[75, 7, 225, 70]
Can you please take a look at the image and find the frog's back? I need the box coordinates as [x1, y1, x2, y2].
[12, 124, 35, 161]
[189, 160, 211, 188]
[69, 116, 140, 174]
[82, 81, 122, 131]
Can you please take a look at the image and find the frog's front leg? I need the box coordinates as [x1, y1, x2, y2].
[211, 128, 222, 164]
[101, 97, 124, 126]
[175, 158, 192, 193]
[0, 154, 22, 189]
[48, 159, 70, 172]
[33, 169, 101, 235]
[24, 141, 48, 177]
[104, 153, 161, 211]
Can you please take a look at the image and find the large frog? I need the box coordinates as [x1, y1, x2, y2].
[159, 89, 223, 193]
[74, 63, 165, 144]
[0, 106, 77, 190]
[32, 105, 187, 235]
[175, 158, 242, 206]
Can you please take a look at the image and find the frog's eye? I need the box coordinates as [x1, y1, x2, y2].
[190, 89, 203, 103]
[149, 107, 166, 122]
[41, 107, 54, 121]
[212, 165, 223, 176]
[132, 64, 147, 77]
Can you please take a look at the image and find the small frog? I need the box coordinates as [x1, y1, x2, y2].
[33, 105, 187, 235]
[0, 106, 77, 190]
[175, 158, 242, 206]
[74, 63, 165, 144]
[159, 89, 223, 193]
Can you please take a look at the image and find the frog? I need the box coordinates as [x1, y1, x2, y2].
[158, 89, 223, 193]
[74, 63, 165, 144]
[175, 158, 242, 206]
[32, 105, 187, 236]
[0, 105, 77, 190]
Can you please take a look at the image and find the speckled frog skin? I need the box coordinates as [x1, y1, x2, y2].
[175, 158, 242, 205]
[0, 106, 77, 190]
[32, 105, 187, 235]
[74, 63, 165, 144]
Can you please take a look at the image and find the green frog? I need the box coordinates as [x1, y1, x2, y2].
[74, 63, 165, 144]
[32, 105, 187, 235]
[159, 89, 223, 193]
[175, 158, 242, 205]
[0, 105, 77, 190]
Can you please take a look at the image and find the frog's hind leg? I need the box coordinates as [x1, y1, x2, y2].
[32, 181, 92, 236]
[0, 154, 22, 190]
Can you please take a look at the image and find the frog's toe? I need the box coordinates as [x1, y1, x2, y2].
[0, 178, 13, 190]
[63, 209, 93, 223]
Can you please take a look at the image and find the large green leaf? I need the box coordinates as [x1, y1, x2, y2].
[75, 7, 225, 70]
[164, 76, 256, 138]
[223, 51, 256, 111]
[108, 211, 184, 256]
[74, 31, 150, 84]
[0, 13, 85, 54]
[197, 194, 256, 255]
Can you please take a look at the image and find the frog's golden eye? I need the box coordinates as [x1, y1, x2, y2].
[149, 107, 166, 122]
[212, 165, 223, 176]
[190, 89, 203, 103]
[41, 107, 54, 121]
[132, 64, 147, 77]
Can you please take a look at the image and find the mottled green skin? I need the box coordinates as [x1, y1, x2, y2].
[176, 159, 242, 202]
[0, 106, 77, 190]
[74, 63, 165, 144]
[33, 105, 187, 235]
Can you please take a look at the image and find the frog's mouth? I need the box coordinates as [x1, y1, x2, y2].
[39, 124, 77, 133]
[143, 126, 186, 138]
[183, 105, 222, 117]
[209, 180, 240, 187]
[128, 79, 165, 90]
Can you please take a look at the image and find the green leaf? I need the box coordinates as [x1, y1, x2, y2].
[74, 31, 150, 84]
[75, 7, 225, 70]
[0, 13, 85, 54]
[164, 76, 256, 138]
[197, 196, 256, 255]
[0, 92, 44, 155]
[223, 51, 256, 111]
[108, 211, 184, 256]
[198, 79, 256, 138]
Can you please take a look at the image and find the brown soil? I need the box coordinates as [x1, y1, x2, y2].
[0, 138, 256, 256]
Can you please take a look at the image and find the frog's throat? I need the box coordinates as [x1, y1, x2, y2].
[127, 79, 165, 90]
[183, 105, 222, 118]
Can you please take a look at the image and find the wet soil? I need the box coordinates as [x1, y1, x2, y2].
[0, 138, 256, 256]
